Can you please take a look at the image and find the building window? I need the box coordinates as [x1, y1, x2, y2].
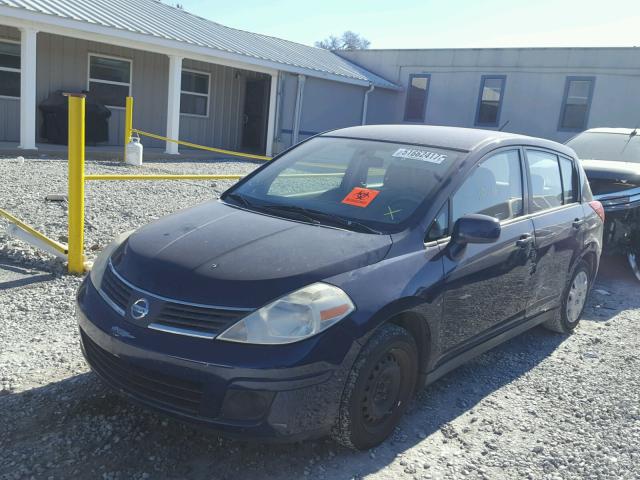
[88, 54, 132, 108]
[475, 75, 506, 127]
[403, 74, 430, 122]
[0, 40, 20, 98]
[559, 77, 594, 131]
[180, 69, 210, 117]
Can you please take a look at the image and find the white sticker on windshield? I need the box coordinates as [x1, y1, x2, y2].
[392, 148, 447, 164]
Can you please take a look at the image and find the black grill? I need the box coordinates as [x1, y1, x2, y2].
[155, 304, 245, 336]
[101, 264, 248, 337]
[101, 266, 132, 311]
[82, 331, 204, 416]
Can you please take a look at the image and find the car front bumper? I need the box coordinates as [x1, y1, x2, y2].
[76, 278, 359, 441]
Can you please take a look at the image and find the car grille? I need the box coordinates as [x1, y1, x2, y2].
[155, 304, 245, 337]
[81, 331, 204, 416]
[100, 262, 249, 338]
[101, 265, 132, 312]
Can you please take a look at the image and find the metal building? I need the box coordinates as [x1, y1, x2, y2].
[2, 0, 639, 155]
[339, 47, 640, 142]
[0, 0, 398, 156]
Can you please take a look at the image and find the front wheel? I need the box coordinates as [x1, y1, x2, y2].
[332, 324, 418, 450]
[543, 260, 591, 333]
[627, 248, 640, 282]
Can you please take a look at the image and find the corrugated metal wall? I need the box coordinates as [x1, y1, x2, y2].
[0, 25, 20, 142]
[36, 32, 168, 147]
[340, 48, 640, 143]
[274, 73, 367, 153]
[0, 28, 274, 149]
[179, 59, 269, 151]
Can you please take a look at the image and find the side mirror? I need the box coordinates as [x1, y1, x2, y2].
[448, 214, 501, 259]
[452, 214, 501, 245]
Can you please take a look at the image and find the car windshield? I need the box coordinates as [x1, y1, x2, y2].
[567, 131, 640, 163]
[224, 136, 461, 233]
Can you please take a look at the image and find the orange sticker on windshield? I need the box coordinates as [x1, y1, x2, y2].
[342, 187, 380, 207]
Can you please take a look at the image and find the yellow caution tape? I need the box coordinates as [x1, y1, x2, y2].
[0, 207, 68, 254]
[85, 174, 245, 181]
[132, 129, 272, 162]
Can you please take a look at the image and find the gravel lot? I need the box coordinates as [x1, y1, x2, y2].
[1, 156, 639, 480]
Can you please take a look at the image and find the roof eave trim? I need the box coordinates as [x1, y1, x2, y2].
[0, 5, 398, 89]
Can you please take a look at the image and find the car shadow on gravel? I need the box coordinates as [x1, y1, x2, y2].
[0, 328, 570, 480]
[3, 258, 635, 479]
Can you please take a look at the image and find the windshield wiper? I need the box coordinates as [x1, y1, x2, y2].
[262, 205, 382, 234]
[225, 192, 253, 208]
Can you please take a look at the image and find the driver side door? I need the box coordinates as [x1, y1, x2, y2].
[439, 148, 537, 357]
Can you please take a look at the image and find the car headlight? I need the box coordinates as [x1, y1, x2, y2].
[89, 230, 134, 290]
[217, 283, 355, 345]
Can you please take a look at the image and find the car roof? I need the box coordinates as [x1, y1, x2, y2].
[324, 125, 574, 157]
[578, 127, 638, 135]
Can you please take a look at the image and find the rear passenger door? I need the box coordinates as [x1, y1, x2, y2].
[440, 149, 536, 354]
[525, 149, 584, 317]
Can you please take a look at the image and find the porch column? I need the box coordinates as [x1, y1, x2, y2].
[265, 72, 278, 157]
[292, 74, 306, 145]
[18, 27, 38, 150]
[165, 54, 182, 154]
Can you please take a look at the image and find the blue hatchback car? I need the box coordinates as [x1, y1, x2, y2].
[77, 125, 603, 449]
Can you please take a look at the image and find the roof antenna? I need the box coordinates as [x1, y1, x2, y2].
[498, 120, 510, 131]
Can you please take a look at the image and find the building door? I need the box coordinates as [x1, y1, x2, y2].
[241, 77, 271, 154]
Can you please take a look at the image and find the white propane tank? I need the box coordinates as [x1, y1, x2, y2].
[125, 137, 143, 166]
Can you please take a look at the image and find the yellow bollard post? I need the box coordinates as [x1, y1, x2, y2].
[66, 93, 86, 274]
[124, 96, 133, 163]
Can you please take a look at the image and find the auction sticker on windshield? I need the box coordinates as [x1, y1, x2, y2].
[342, 187, 380, 207]
[392, 148, 447, 164]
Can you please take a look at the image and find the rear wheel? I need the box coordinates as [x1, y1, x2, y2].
[543, 260, 591, 333]
[333, 324, 418, 450]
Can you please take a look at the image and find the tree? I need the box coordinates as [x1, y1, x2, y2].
[315, 31, 371, 51]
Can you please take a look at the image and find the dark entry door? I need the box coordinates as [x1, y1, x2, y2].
[241, 77, 271, 154]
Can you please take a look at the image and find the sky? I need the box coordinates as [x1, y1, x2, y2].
[174, 0, 640, 49]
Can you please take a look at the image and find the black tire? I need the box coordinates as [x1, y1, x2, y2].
[332, 323, 418, 450]
[543, 260, 591, 333]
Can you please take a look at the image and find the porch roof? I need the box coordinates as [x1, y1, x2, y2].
[0, 0, 399, 90]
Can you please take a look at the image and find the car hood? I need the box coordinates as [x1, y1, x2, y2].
[111, 200, 392, 307]
[581, 160, 640, 196]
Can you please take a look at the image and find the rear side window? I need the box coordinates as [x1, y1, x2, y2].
[559, 157, 578, 204]
[526, 150, 563, 212]
[452, 149, 524, 222]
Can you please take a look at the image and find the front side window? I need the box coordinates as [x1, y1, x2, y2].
[526, 150, 563, 212]
[559, 77, 594, 131]
[404, 74, 430, 122]
[0, 41, 20, 98]
[475, 76, 506, 127]
[426, 202, 450, 241]
[452, 149, 524, 222]
[88, 55, 131, 108]
[226, 137, 461, 233]
[181, 70, 209, 116]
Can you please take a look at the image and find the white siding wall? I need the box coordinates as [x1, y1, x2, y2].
[340, 48, 640, 142]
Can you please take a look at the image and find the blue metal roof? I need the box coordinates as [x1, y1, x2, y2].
[0, 0, 398, 89]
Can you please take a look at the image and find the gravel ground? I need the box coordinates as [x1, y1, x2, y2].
[1, 156, 639, 480]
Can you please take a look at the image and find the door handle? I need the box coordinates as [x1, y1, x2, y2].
[516, 233, 533, 248]
[572, 218, 585, 229]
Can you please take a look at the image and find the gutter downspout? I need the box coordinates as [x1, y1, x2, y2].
[292, 74, 306, 145]
[361, 83, 375, 125]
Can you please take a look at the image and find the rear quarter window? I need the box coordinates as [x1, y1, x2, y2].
[526, 150, 563, 212]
